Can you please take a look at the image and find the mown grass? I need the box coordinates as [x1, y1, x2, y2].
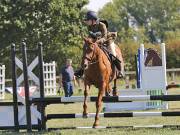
[45, 88, 180, 135]
[1, 78, 180, 135]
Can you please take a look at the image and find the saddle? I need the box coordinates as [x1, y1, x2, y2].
[100, 45, 113, 62]
[100, 45, 121, 70]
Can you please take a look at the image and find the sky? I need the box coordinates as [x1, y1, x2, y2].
[85, 0, 112, 12]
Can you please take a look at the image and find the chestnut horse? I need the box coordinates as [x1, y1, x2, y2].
[145, 48, 162, 66]
[82, 37, 124, 127]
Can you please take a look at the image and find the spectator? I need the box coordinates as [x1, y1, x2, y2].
[60, 59, 76, 97]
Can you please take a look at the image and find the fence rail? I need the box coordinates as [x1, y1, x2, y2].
[125, 68, 180, 82]
[124, 68, 180, 75]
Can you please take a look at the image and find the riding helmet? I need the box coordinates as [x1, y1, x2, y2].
[85, 11, 98, 21]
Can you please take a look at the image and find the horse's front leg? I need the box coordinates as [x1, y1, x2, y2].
[83, 81, 89, 118]
[93, 83, 105, 128]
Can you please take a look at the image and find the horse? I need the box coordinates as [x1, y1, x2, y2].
[144, 48, 162, 66]
[82, 37, 124, 128]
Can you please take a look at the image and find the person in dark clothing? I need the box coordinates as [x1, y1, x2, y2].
[60, 59, 76, 97]
[85, 11, 108, 44]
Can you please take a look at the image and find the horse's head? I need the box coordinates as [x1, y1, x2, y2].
[82, 37, 98, 69]
[145, 48, 162, 66]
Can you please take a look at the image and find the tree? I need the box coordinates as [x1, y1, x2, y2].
[45, 0, 88, 69]
[99, 0, 180, 70]
[98, 0, 180, 43]
[0, 0, 88, 77]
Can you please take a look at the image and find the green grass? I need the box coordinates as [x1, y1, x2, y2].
[45, 88, 180, 135]
[2, 128, 180, 135]
[1, 78, 180, 135]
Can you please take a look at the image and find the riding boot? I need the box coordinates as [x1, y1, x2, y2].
[113, 58, 121, 71]
[74, 68, 84, 78]
[113, 58, 125, 78]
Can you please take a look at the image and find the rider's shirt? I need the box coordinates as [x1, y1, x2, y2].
[88, 21, 108, 43]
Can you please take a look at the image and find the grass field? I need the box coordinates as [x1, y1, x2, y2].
[47, 88, 180, 135]
[1, 80, 180, 135]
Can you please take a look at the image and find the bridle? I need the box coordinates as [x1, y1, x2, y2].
[83, 42, 99, 66]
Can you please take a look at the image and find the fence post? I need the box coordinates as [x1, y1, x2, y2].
[38, 42, 46, 130]
[22, 42, 32, 132]
[11, 44, 19, 131]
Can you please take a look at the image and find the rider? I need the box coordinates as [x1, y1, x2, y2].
[74, 11, 121, 78]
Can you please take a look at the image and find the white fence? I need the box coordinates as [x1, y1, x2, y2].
[0, 65, 5, 100]
[0, 61, 56, 127]
[4, 61, 57, 98]
[43, 61, 57, 96]
[124, 68, 180, 88]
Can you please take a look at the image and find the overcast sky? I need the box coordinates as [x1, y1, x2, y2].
[85, 0, 112, 12]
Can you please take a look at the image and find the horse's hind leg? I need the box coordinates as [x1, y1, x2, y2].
[105, 84, 111, 96]
[113, 79, 118, 96]
[83, 81, 89, 118]
[93, 84, 105, 128]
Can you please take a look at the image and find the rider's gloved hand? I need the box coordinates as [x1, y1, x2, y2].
[89, 31, 96, 39]
[95, 32, 102, 37]
[89, 31, 102, 39]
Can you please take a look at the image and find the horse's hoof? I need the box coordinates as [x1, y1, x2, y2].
[105, 92, 111, 96]
[83, 113, 88, 118]
[113, 93, 118, 96]
[93, 123, 99, 128]
[112, 91, 118, 96]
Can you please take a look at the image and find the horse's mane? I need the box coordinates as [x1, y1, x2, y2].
[92, 42, 116, 82]
[85, 38, 110, 63]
